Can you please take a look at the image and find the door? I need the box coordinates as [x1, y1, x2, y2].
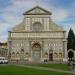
[32, 43, 41, 62]
[33, 50, 41, 62]
[49, 53, 53, 61]
[68, 50, 74, 61]
[49, 50, 53, 61]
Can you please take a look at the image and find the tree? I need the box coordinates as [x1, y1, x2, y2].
[73, 35, 75, 50]
[67, 28, 75, 50]
[67, 28, 75, 60]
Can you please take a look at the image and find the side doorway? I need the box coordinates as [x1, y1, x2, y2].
[68, 49, 74, 61]
[49, 50, 53, 61]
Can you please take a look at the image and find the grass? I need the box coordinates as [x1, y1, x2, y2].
[29, 63, 71, 71]
[0, 65, 74, 75]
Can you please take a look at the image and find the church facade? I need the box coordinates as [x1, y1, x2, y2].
[8, 6, 67, 62]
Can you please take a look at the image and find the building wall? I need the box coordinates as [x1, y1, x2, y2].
[8, 6, 67, 62]
[8, 37, 67, 62]
[0, 43, 8, 58]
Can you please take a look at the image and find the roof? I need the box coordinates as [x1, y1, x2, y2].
[0, 43, 7, 46]
[23, 6, 52, 15]
[10, 6, 65, 32]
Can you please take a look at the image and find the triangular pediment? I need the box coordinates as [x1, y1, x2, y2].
[11, 6, 64, 32]
[23, 6, 52, 15]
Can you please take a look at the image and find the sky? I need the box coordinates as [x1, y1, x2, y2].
[0, 0, 75, 42]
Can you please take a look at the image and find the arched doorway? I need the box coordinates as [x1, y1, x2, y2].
[68, 49, 74, 61]
[49, 50, 53, 61]
[32, 43, 41, 62]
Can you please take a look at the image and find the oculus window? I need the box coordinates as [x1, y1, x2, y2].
[33, 22, 42, 31]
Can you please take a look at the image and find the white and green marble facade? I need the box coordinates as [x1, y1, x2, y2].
[8, 6, 67, 62]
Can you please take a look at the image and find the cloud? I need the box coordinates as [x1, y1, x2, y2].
[4, 0, 53, 15]
[0, 0, 75, 42]
[0, 35, 7, 43]
[4, 0, 37, 14]
[0, 22, 9, 35]
[0, 0, 39, 42]
[0, 22, 9, 42]
[62, 23, 75, 37]
[51, 8, 69, 22]
[2, 12, 23, 25]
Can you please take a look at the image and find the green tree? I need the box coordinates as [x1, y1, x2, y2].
[73, 35, 75, 50]
[67, 28, 75, 50]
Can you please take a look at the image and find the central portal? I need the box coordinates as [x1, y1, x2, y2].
[32, 43, 41, 62]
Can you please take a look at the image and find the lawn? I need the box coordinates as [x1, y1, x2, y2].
[0, 65, 74, 75]
[29, 63, 71, 71]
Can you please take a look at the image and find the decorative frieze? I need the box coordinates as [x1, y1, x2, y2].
[10, 32, 64, 38]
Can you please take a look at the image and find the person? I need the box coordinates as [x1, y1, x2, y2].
[71, 60, 75, 71]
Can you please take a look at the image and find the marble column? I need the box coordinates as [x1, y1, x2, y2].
[63, 40, 67, 60]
